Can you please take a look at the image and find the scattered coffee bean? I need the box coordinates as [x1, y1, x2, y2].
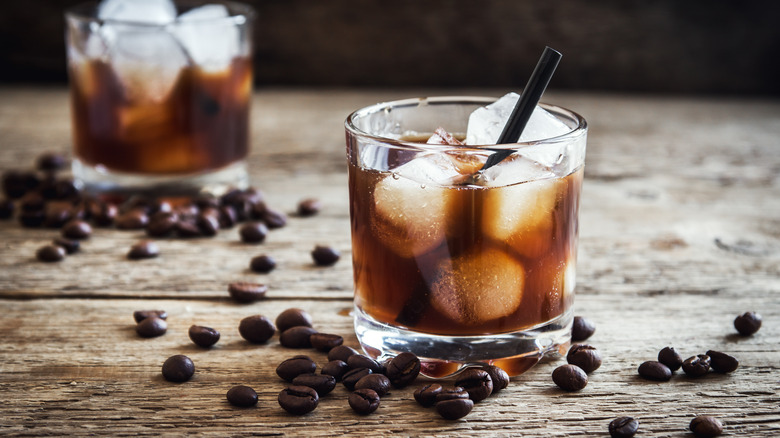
[277, 355, 318, 382]
[226, 385, 258, 407]
[61, 219, 92, 239]
[292, 373, 337, 396]
[552, 364, 588, 391]
[36, 244, 65, 262]
[196, 213, 219, 236]
[146, 213, 178, 237]
[321, 360, 349, 381]
[239, 222, 268, 243]
[175, 219, 202, 238]
[0, 198, 14, 219]
[572, 315, 596, 341]
[133, 310, 167, 323]
[355, 373, 391, 397]
[609, 416, 639, 438]
[188, 325, 220, 347]
[19, 210, 44, 227]
[278, 385, 319, 415]
[342, 367, 372, 391]
[638, 360, 672, 381]
[37, 152, 67, 171]
[250, 254, 276, 273]
[682, 354, 711, 378]
[127, 241, 159, 260]
[136, 316, 167, 338]
[347, 354, 383, 374]
[414, 383, 443, 407]
[262, 208, 288, 229]
[349, 388, 380, 415]
[297, 198, 321, 217]
[436, 398, 474, 420]
[706, 350, 739, 373]
[92, 203, 118, 227]
[162, 355, 194, 383]
[481, 365, 510, 392]
[279, 326, 318, 348]
[44, 202, 73, 228]
[328, 345, 359, 363]
[435, 386, 469, 402]
[218, 205, 237, 228]
[228, 282, 267, 303]
[734, 311, 762, 336]
[2, 170, 39, 199]
[455, 368, 493, 402]
[309, 333, 344, 352]
[311, 245, 340, 266]
[116, 209, 149, 230]
[384, 352, 421, 388]
[275, 308, 313, 332]
[690, 415, 723, 437]
[658, 346, 683, 372]
[567, 344, 602, 374]
[53, 237, 80, 254]
[238, 315, 276, 344]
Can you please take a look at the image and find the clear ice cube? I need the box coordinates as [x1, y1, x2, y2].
[98, 0, 177, 24]
[174, 4, 240, 71]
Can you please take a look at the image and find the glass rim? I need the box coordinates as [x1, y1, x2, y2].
[345, 95, 588, 151]
[65, 0, 256, 27]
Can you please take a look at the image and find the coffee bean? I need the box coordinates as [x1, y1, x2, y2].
[249, 254, 276, 273]
[276, 355, 317, 382]
[552, 364, 588, 391]
[37, 152, 67, 171]
[239, 222, 268, 243]
[238, 315, 276, 344]
[275, 308, 313, 332]
[146, 213, 178, 237]
[292, 373, 337, 396]
[262, 208, 288, 229]
[481, 365, 510, 392]
[638, 360, 672, 381]
[342, 367, 372, 391]
[682, 354, 711, 378]
[297, 198, 321, 217]
[328, 345, 359, 363]
[62, 219, 92, 239]
[116, 209, 149, 229]
[92, 203, 118, 227]
[435, 398, 474, 420]
[349, 388, 380, 415]
[414, 383, 443, 407]
[609, 416, 639, 438]
[309, 333, 344, 352]
[347, 354, 383, 374]
[658, 346, 683, 372]
[280, 326, 318, 348]
[355, 373, 391, 397]
[734, 311, 762, 336]
[226, 385, 257, 407]
[188, 325, 220, 347]
[455, 368, 493, 402]
[218, 205, 237, 228]
[133, 310, 167, 323]
[44, 202, 73, 228]
[227, 282, 267, 303]
[706, 350, 739, 373]
[311, 245, 340, 266]
[567, 344, 602, 374]
[53, 237, 80, 254]
[20, 193, 45, 212]
[572, 315, 596, 341]
[175, 219, 202, 238]
[195, 213, 219, 236]
[19, 210, 44, 227]
[136, 317, 167, 338]
[690, 415, 723, 437]
[435, 386, 469, 402]
[162, 355, 194, 383]
[0, 198, 14, 219]
[278, 385, 319, 415]
[384, 352, 421, 388]
[2, 170, 38, 199]
[36, 244, 65, 262]
[321, 360, 349, 381]
[120, 196, 153, 215]
[127, 241, 159, 260]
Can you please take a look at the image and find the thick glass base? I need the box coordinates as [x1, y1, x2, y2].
[354, 306, 572, 378]
[72, 159, 249, 197]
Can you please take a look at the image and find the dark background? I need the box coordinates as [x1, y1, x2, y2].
[1, 0, 779, 94]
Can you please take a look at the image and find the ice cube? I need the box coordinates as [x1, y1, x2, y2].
[430, 247, 525, 325]
[173, 4, 240, 71]
[427, 127, 463, 145]
[480, 153, 556, 187]
[98, 0, 177, 24]
[466, 92, 571, 145]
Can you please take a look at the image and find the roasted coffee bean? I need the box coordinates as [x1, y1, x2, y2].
[355, 373, 391, 397]
[228, 282, 267, 303]
[2, 170, 39, 198]
[384, 352, 421, 388]
[36, 244, 65, 262]
[572, 315, 596, 341]
[249, 254, 276, 273]
[238, 315, 276, 344]
[658, 346, 683, 372]
[349, 388, 380, 415]
[20, 193, 45, 212]
[690, 415, 723, 437]
[682, 354, 711, 378]
[347, 354, 383, 374]
[133, 310, 167, 323]
[174, 203, 199, 218]
[609, 416, 639, 438]
[311, 245, 340, 266]
[276, 355, 317, 382]
[162, 354, 194, 383]
[638, 360, 672, 381]
[435, 386, 469, 402]
[734, 311, 762, 336]
[262, 207, 288, 229]
[146, 213, 178, 237]
[239, 222, 268, 243]
[309, 333, 344, 352]
[0, 198, 14, 219]
[552, 364, 588, 391]
[292, 373, 336, 396]
[706, 350, 739, 373]
[196, 213, 219, 236]
[37, 152, 67, 171]
[414, 383, 443, 407]
[127, 241, 159, 260]
[455, 368, 493, 402]
[218, 205, 237, 228]
[92, 203, 118, 227]
[62, 219, 92, 239]
[321, 360, 350, 381]
[297, 198, 321, 217]
[175, 219, 202, 238]
[136, 317, 167, 338]
[53, 237, 80, 254]
[249, 200, 267, 219]
[436, 398, 474, 420]
[278, 385, 319, 415]
[275, 308, 313, 332]
[567, 344, 602, 374]
[44, 202, 73, 228]
[226, 385, 258, 407]
[482, 365, 510, 392]
[342, 367, 372, 391]
[19, 210, 45, 227]
[188, 325, 220, 347]
[116, 209, 149, 229]
[280, 326, 318, 348]
[328, 345, 359, 363]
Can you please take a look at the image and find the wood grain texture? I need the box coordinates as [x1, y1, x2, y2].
[0, 88, 779, 436]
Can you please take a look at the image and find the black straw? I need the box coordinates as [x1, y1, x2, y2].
[480, 46, 562, 170]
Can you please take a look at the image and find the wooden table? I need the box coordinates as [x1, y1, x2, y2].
[1, 88, 778, 436]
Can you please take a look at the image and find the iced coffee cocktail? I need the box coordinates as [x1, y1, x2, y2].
[346, 95, 587, 377]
